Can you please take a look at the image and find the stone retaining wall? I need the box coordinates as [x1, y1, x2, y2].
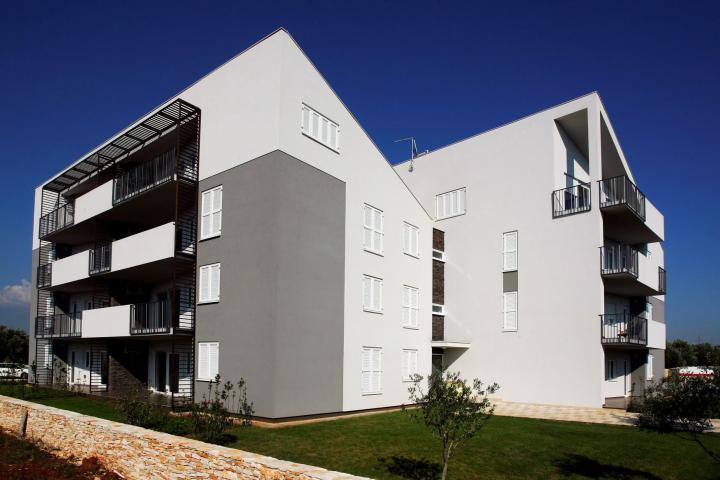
[0, 395, 368, 480]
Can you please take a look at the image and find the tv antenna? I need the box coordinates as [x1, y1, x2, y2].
[395, 137, 418, 171]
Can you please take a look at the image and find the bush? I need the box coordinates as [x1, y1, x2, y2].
[190, 375, 254, 444]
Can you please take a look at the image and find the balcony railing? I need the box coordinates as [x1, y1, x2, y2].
[551, 183, 591, 218]
[39, 202, 75, 238]
[599, 175, 646, 220]
[37, 263, 52, 288]
[130, 300, 171, 335]
[89, 242, 111, 275]
[658, 267, 667, 294]
[600, 245, 639, 277]
[35, 314, 82, 338]
[600, 313, 647, 346]
[112, 149, 176, 205]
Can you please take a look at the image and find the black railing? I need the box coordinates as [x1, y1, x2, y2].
[35, 314, 82, 338]
[600, 313, 647, 346]
[37, 263, 52, 288]
[112, 149, 176, 205]
[130, 300, 171, 334]
[89, 242, 111, 275]
[599, 175, 646, 220]
[39, 202, 74, 238]
[658, 267, 667, 294]
[600, 244, 639, 277]
[551, 183, 591, 218]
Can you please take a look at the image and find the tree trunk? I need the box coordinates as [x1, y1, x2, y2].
[441, 446, 450, 480]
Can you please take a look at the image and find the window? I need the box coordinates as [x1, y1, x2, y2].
[201, 186, 222, 239]
[363, 275, 383, 313]
[606, 359, 616, 381]
[301, 104, 340, 152]
[197, 342, 219, 381]
[402, 349, 418, 381]
[361, 347, 382, 394]
[199, 263, 221, 303]
[503, 291, 518, 331]
[647, 354, 654, 380]
[402, 286, 419, 328]
[503, 231, 518, 271]
[363, 204, 384, 254]
[403, 222, 419, 257]
[432, 303, 445, 315]
[432, 249, 446, 262]
[435, 188, 467, 220]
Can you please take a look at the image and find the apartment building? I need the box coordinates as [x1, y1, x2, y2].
[395, 95, 666, 408]
[29, 29, 665, 417]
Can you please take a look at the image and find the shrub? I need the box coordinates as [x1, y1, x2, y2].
[190, 375, 254, 444]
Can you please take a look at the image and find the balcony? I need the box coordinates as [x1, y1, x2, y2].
[80, 299, 193, 339]
[37, 263, 52, 288]
[51, 222, 180, 288]
[600, 313, 647, 347]
[551, 183, 591, 218]
[431, 315, 471, 349]
[658, 267, 667, 294]
[35, 314, 82, 339]
[130, 301, 172, 335]
[39, 203, 75, 239]
[112, 149, 176, 205]
[600, 244, 664, 296]
[599, 175, 663, 243]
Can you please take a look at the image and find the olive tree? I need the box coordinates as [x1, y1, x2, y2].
[406, 371, 499, 480]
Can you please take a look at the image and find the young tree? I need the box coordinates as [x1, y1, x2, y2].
[637, 372, 720, 463]
[406, 371, 499, 480]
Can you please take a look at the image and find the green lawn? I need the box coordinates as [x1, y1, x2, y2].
[2, 384, 718, 479]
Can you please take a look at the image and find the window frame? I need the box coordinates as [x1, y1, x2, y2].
[402, 349, 419, 382]
[362, 204, 384, 255]
[503, 230, 518, 272]
[300, 103, 340, 152]
[435, 187, 467, 220]
[361, 346, 383, 395]
[197, 341, 220, 381]
[200, 185, 223, 240]
[198, 263, 221, 304]
[502, 291, 518, 332]
[402, 285, 420, 329]
[402, 222, 420, 258]
[362, 275, 383, 313]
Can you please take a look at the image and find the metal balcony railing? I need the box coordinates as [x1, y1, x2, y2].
[112, 149, 176, 205]
[658, 267, 667, 294]
[37, 263, 52, 288]
[89, 242, 111, 275]
[39, 202, 74, 238]
[551, 183, 591, 218]
[600, 245, 639, 277]
[35, 314, 82, 338]
[130, 300, 171, 335]
[600, 313, 647, 346]
[599, 175, 646, 220]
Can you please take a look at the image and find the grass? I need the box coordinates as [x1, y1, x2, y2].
[2, 384, 719, 479]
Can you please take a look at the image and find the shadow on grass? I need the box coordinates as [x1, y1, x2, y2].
[554, 454, 662, 479]
[378, 455, 442, 480]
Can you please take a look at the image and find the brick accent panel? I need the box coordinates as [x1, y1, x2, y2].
[432, 260, 444, 305]
[0, 395, 367, 480]
[432, 315, 444, 341]
[432, 228, 444, 251]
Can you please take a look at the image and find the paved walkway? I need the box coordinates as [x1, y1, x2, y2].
[493, 400, 638, 426]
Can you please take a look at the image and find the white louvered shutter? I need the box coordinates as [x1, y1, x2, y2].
[410, 288, 419, 327]
[208, 343, 219, 379]
[411, 350, 418, 378]
[402, 287, 410, 325]
[374, 279, 382, 311]
[402, 350, 409, 380]
[363, 276, 372, 310]
[212, 188, 222, 235]
[210, 264, 221, 301]
[362, 348, 371, 393]
[198, 343, 209, 380]
[503, 231, 518, 271]
[503, 292, 518, 330]
[199, 266, 210, 302]
[363, 206, 373, 250]
[201, 190, 213, 238]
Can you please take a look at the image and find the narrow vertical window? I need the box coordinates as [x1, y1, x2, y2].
[363, 275, 383, 313]
[199, 263, 221, 303]
[361, 347, 383, 394]
[402, 349, 419, 381]
[402, 285, 419, 328]
[403, 222, 420, 257]
[503, 231, 518, 271]
[647, 354, 654, 380]
[363, 204, 384, 254]
[197, 342, 219, 381]
[201, 186, 223, 239]
[503, 291, 518, 331]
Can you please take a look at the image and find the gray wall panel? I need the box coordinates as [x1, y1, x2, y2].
[195, 150, 345, 418]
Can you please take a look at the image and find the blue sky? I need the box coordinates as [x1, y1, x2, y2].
[0, 1, 718, 342]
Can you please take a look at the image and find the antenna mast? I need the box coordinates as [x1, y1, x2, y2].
[394, 137, 418, 171]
